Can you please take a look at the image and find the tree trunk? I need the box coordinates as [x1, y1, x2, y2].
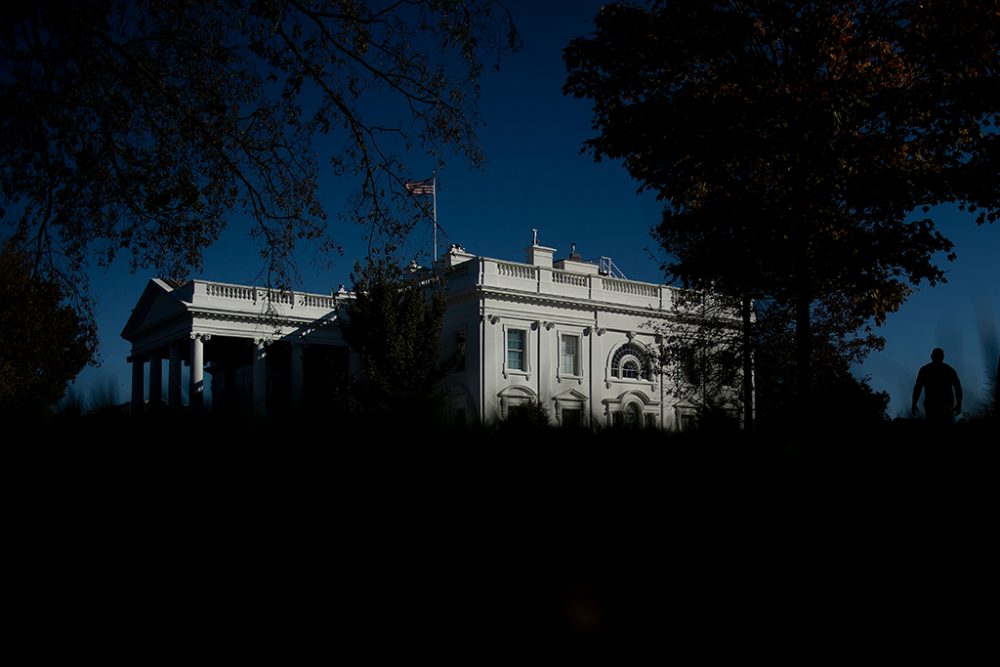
[794, 287, 812, 430]
[741, 294, 754, 432]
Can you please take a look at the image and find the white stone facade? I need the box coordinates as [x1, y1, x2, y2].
[437, 240, 701, 429]
[121, 278, 353, 413]
[122, 234, 739, 428]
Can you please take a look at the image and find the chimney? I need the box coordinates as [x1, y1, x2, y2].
[554, 242, 600, 275]
[525, 228, 556, 268]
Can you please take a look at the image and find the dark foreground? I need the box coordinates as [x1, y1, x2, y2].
[10, 412, 998, 658]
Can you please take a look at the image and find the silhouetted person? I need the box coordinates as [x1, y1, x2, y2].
[911, 348, 963, 426]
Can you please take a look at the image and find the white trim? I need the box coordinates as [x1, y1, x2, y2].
[501, 322, 531, 379]
[552, 388, 589, 427]
[605, 338, 658, 388]
[556, 329, 584, 383]
[497, 385, 538, 420]
[604, 391, 661, 428]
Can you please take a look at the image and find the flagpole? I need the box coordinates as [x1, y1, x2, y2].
[432, 172, 438, 262]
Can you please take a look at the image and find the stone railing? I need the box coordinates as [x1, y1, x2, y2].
[553, 270, 588, 287]
[205, 283, 256, 301]
[258, 289, 294, 305]
[479, 258, 674, 310]
[496, 261, 536, 280]
[602, 277, 659, 298]
[196, 280, 341, 313]
[300, 293, 337, 309]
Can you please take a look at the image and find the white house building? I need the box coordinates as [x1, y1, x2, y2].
[121, 279, 352, 415]
[121, 231, 740, 428]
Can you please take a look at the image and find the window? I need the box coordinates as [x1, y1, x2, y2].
[507, 328, 526, 371]
[680, 412, 698, 431]
[508, 403, 530, 419]
[611, 344, 648, 381]
[560, 334, 580, 376]
[612, 402, 644, 428]
[679, 410, 698, 432]
[679, 347, 701, 386]
[561, 407, 583, 428]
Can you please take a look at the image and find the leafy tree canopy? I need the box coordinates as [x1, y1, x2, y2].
[337, 257, 453, 424]
[565, 0, 999, 415]
[753, 300, 890, 430]
[1, 0, 518, 331]
[566, 0, 997, 299]
[0, 249, 97, 412]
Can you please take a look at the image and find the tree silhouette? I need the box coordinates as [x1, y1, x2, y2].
[0, 249, 96, 412]
[646, 289, 745, 429]
[1, 0, 518, 342]
[565, 0, 999, 425]
[992, 353, 999, 420]
[753, 299, 889, 433]
[337, 256, 453, 425]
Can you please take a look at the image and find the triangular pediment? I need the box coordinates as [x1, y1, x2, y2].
[120, 279, 191, 341]
[552, 388, 588, 402]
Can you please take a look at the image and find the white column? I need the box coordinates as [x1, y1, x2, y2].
[148, 352, 162, 409]
[168, 341, 182, 410]
[190, 334, 204, 410]
[585, 327, 594, 430]
[253, 339, 267, 413]
[290, 341, 304, 406]
[592, 326, 606, 428]
[130, 355, 144, 411]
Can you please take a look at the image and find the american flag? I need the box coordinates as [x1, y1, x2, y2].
[404, 177, 434, 196]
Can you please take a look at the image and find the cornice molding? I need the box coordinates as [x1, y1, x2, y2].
[188, 308, 339, 329]
[476, 285, 681, 320]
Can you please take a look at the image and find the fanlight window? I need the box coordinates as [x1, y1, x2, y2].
[611, 344, 649, 381]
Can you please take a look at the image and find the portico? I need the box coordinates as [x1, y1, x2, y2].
[121, 279, 351, 413]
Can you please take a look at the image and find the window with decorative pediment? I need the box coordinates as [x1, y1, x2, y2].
[611, 344, 649, 381]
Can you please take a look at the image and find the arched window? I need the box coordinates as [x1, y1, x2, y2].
[611, 344, 649, 381]
[498, 386, 539, 422]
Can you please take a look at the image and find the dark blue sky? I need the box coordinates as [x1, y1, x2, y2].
[75, 0, 998, 417]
